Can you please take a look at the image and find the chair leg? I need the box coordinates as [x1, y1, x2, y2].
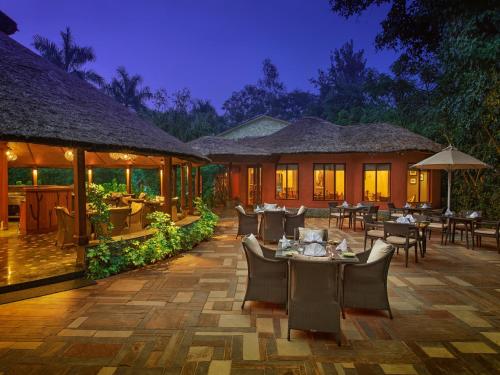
[405, 247, 409, 267]
[363, 235, 367, 250]
[388, 307, 393, 319]
[341, 307, 346, 319]
[336, 332, 341, 347]
[415, 244, 418, 263]
[241, 300, 245, 309]
[287, 328, 291, 341]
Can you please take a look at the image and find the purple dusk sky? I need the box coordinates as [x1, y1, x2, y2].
[3, 0, 397, 111]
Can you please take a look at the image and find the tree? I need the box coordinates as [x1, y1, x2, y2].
[106, 67, 153, 112]
[33, 27, 103, 86]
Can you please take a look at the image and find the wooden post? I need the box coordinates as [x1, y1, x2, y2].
[73, 148, 88, 266]
[172, 165, 178, 198]
[194, 166, 200, 198]
[187, 163, 194, 214]
[0, 142, 8, 230]
[227, 163, 233, 201]
[32, 168, 38, 186]
[125, 167, 131, 194]
[161, 157, 172, 217]
[180, 164, 186, 209]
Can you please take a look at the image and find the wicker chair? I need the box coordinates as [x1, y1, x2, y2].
[55, 207, 74, 247]
[387, 202, 404, 220]
[328, 202, 343, 228]
[241, 236, 288, 308]
[295, 227, 328, 242]
[384, 222, 418, 267]
[474, 220, 500, 253]
[236, 206, 259, 238]
[284, 206, 307, 238]
[356, 205, 379, 229]
[128, 202, 144, 233]
[342, 244, 395, 319]
[288, 256, 341, 345]
[363, 215, 384, 250]
[102, 206, 131, 236]
[261, 210, 285, 243]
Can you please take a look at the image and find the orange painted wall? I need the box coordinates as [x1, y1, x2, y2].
[228, 152, 441, 209]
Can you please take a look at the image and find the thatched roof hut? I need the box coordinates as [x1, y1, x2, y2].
[188, 136, 274, 162]
[0, 31, 207, 163]
[191, 117, 441, 158]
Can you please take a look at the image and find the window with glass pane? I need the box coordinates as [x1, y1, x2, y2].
[407, 168, 430, 203]
[313, 164, 345, 200]
[275, 164, 298, 200]
[363, 164, 390, 201]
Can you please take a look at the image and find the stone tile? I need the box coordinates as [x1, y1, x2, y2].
[445, 276, 473, 286]
[405, 277, 445, 286]
[380, 364, 417, 374]
[481, 331, 500, 346]
[173, 291, 193, 303]
[218, 314, 251, 328]
[67, 316, 88, 328]
[419, 344, 455, 358]
[107, 279, 147, 292]
[186, 346, 214, 362]
[126, 300, 166, 306]
[207, 360, 231, 375]
[58, 329, 96, 337]
[94, 330, 133, 338]
[276, 339, 311, 356]
[97, 368, 117, 375]
[208, 291, 227, 298]
[256, 318, 274, 333]
[388, 276, 408, 287]
[242, 333, 260, 360]
[451, 341, 496, 354]
[448, 310, 491, 328]
[10, 342, 42, 350]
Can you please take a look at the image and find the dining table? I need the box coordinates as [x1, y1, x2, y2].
[253, 207, 290, 238]
[446, 215, 481, 249]
[336, 205, 369, 231]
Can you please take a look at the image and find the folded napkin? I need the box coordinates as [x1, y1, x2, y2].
[468, 211, 480, 219]
[279, 235, 291, 249]
[303, 243, 327, 257]
[356, 202, 363, 208]
[341, 201, 349, 208]
[302, 228, 324, 242]
[404, 202, 412, 208]
[444, 208, 454, 217]
[421, 203, 430, 209]
[336, 239, 348, 252]
[396, 215, 416, 224]
[282, 206, 286, 211]
[263, 203, 277, 210]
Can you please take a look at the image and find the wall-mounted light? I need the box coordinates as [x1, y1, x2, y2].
[64, 149, 74, 162]
[32, 168, 38, 186]
[5, 148, 17, 161]
[109, 152, 137, 161]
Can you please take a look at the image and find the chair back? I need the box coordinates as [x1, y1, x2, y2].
[108, 207, 131, 236]
[284, 209, 306, 238]
[262, 210, 284, 242]
[129, 202, 144, 232]
[368, 205, 379, 215]
[55, 206, 74, 247]
[384, 222, 411, 237]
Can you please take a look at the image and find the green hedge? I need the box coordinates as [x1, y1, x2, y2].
[86, 197, 218, 279]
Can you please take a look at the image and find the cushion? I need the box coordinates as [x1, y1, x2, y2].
[235, 205, 246, 215]
[131, 202, 143, 215]
[475, 228, 496, 235]
[367, 239, 392, 263]
[243, 234, 263, 257]
[428, 222, 447, 229]
[298, 227, 324, 242]
[367, 229, 384, 238]
[297, 205, 306, 215]
[386, 236, 417, 246]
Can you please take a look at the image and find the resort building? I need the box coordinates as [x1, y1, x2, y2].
[190, 117, 442, 210]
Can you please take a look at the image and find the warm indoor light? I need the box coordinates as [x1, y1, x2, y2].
[64, 149, 74, 161]
[5, 148, 17, 161]
[32, 168, 38, 185]
[109, 152, 121, 160]
[109, 152, 137, 161]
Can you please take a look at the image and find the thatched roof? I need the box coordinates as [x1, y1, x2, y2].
[189, 136, 270, 157]
[0, 32, 208, 163]
[191, 117, 441, 158]
[0, 11, 18, 35]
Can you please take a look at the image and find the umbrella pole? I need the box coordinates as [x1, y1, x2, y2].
[447, 169, 452, 211]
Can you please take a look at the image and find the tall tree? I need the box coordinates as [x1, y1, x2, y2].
[33, 27, 103, 86]
[106, 67, 153, 112]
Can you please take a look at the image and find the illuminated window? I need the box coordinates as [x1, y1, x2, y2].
[363, 164, 390, 202]
[276, 164, 298, 200]
[247, 166, 262, 206]
[407, 168, 430, 203]
[313, 164, 345, 200]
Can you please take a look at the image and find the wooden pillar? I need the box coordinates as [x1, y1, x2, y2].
[0, 142, 8, 230]
[187, 163, 194, 214]
[194, 167, 200, 198]
[32, 168, 38, 186]
[172, 165, 178, 197]
[73, 148, 88, 266]
[125, 167, 131, 194]
[161, 157, 172, 216]
[180, 164, 186, 209]
[227, 163, 233, 201]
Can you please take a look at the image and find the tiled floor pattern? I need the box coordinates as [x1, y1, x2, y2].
[0, 215, 498, 374]
[0, 224, 80, 286]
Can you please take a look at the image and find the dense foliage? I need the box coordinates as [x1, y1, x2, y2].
[86, 197, 218, 279]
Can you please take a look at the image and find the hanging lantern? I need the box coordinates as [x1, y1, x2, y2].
[64, 149, 74, 161]
[109, 152, 121, 160]
[5, 148, 17, 161]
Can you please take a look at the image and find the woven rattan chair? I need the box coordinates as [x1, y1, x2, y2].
[241, 236, 288, 308]
[55, 206, 74, 247]
[387, 202, 404, 220]
[236, 206, 258, 238]
[384, 222, 418, 267]
[356, 205, 379, 229]
[288, 256, 341, 345]
[342, 244, 395, 319]
[128, 202, 144, 233]
[284, 206, 307, 238]
[328, 202, 343, 228]
[261, 210, 285, 243]
[102, 206, 131, 236]
[363, 215, 384, 250]
[474, 220, 500, 253]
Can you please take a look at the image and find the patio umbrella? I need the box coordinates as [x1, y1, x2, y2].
[410, 145, 489, 211]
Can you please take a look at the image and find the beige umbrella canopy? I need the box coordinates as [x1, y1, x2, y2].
[411, 145, 490, 210]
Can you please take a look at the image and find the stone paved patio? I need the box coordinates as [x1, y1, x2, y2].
[0, 215, 498, 374]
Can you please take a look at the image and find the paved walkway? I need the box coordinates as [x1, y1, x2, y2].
[0, 216, 498, 374]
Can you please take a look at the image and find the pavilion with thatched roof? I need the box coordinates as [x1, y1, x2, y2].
[189, 116, 442, 209]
